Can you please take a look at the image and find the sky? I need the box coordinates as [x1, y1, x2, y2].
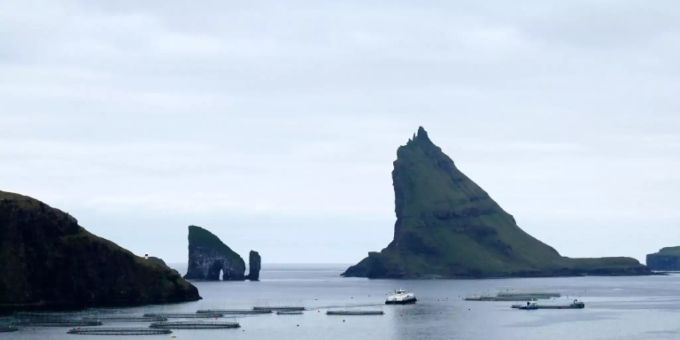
[1, 0, 679, 265]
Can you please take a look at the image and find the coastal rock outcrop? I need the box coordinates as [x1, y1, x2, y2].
[184, 225, 246, 280]
[247, 250, 261, 281]
[647, 247, 680, 271]
[0, 190, 200, 312]
[343, 127, 650, 279]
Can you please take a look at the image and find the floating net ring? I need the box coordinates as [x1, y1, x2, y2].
[143, 313, 223, 319]
[68, 327, 172, 335]
[83, 316, 168, 322]
[149, 321, 240, 329]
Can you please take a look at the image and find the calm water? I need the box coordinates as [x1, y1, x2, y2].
[3, 264, 680, 340]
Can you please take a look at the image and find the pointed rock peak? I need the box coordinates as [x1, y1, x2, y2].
[416, 126, 428, 139]
[402, 126, 439, 157]
[409, 126, 433, 145]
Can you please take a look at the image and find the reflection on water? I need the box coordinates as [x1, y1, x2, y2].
[4, 264, 680, 340]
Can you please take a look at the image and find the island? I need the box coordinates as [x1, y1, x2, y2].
[343, 127, 650, 279]
[646, 247, 680, 271]
[0, 190, 200, 313]
[184, 225, 260, 281]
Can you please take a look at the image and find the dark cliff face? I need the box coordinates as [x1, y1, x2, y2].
[646, 247, 680, 271]
[184, 225, 245, 281]
[247, 250, 261, 281]
[343, 127, 650, 279]
[0, 191, 200, 312]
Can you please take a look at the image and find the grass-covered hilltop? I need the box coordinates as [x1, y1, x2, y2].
[0, 190, 200, 312]
[343, 127, 650, 279]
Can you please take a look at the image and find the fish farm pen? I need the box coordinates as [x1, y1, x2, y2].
[15, 319, 103, 327]
[83, 316, 168, 322]
[196, 309, 272, 315]
[67, 327, 173, 336]
[277, 311, 304, 315]
[143, 313, 223, 319]
[0, 325, 18, 332]
[14, 312, 87, 318]
[326, 310, 384, 316]
[149, 321, 241, 329]
[253, 306, 306, 312]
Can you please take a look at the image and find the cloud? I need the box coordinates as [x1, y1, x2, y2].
[1, 0, 678, 262]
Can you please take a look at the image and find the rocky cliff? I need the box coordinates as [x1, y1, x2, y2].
[184, 225, 246, 280]
[0, 191, 200, 312]
[647, 247, 680, 271]
[247, 250, 261, 281]
[343, 127, 650, 279]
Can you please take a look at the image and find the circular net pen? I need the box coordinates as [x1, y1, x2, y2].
[143, 313, 223, 319]
[326, 310, 384, 316]
[68, 327, 172, 335]
[149, 321, 240, 330]
[0, 325, 18, 332]
[15, 312, 84, 318]
[16, 320, 103, 327]
[196, 309, 272, 315]
[83, 316, 168, 323]
[277, 311, 304, 315]
[253, 306, 305, 312]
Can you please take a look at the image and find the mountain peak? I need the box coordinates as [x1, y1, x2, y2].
[409, 126, 431, 144]
[343, 129, 650, 279]
[416, 126, 428, 139]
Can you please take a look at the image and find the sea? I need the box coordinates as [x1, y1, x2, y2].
[3, 264, 680, 340]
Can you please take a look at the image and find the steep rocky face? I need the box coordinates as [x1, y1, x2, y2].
[0, 191, 200, 312]
[184, 225, 245, 280]
[343, 127, 650, 279]
[647, 247, 680, 271]
[247, 250, 261, 281]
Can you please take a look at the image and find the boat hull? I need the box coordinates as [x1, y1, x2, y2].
[385, 298, 417, 305]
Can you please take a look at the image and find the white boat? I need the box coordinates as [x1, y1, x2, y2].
[385, 289, 417, 305]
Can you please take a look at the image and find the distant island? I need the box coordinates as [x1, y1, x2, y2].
[184, 225, 260, 281]
[343, 127, 650, 279]
[0, 190, 200, 312]
[647, 247, 680, 271]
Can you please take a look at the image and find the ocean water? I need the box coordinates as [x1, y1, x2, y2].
[3, 264, 680, 340]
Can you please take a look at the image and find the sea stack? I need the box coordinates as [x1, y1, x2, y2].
[247, 250, 261, 281]
[184, 225, 246, 280]
[343, 127, 650, 279]
[646, 247, 680, 271]
[0, 190, 200, 312]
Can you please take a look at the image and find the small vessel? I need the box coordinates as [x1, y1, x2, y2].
[385, 289, 417, 305]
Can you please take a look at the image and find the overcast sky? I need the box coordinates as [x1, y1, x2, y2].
[1, 0, 678, 265]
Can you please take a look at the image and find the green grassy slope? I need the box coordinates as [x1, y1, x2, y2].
[0, 190, 200, 312]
